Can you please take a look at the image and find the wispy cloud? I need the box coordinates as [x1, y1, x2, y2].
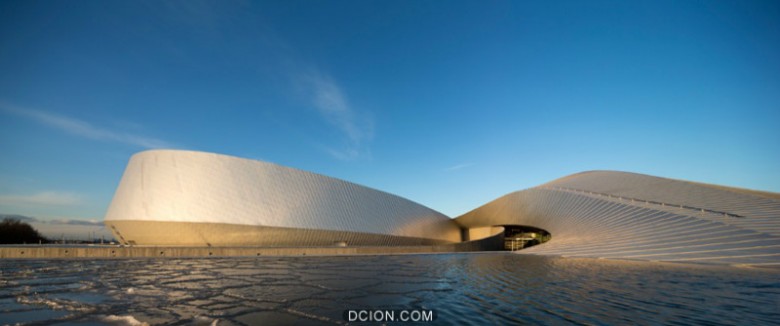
[301, 72, 374, 160]
[0, 103, 173, 149]
[0, 191, 85, 206]
[445, 163, 475, 172]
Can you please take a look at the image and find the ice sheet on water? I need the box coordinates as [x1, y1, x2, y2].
[98, 315, 150, 326]
[1, 255, 778, 325]
[16, 295, 96, 313]
[192, 315, 219, 326]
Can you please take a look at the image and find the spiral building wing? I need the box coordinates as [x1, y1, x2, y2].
[455, 171, 780, 265]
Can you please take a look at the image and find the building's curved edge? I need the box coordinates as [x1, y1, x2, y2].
[539, 170, 780, 200]
[544, 170, 780, 201]
[124, 149, 457, 217]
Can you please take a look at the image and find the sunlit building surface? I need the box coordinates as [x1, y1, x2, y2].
[104, 150, 462, 247]
[106, 150, 780, 265]
[457, 171, 780, 265]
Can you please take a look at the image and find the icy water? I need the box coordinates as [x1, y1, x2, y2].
[1, 253, 778, 325]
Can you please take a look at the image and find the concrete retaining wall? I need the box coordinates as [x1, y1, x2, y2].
[0, 231, 504, 259]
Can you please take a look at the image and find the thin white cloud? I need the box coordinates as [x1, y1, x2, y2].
[301, 72, 373, 160]
[445, 163, 475, 172]
[0, 103, 173, 149]
[45, 218, 103, 226]
[0, 191, 85, 206]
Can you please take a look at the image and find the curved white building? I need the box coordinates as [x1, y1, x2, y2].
[104, 150, 462, 246]
[455, 171, 780, 265]
[104, 150, 780, 265]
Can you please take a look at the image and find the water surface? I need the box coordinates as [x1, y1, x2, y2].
[1, 253, 778, 325]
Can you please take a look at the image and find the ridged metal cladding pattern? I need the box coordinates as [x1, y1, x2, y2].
[546, 171, 780, 224]
[456, 171, 780, 266]
[105, 150, 462, 244]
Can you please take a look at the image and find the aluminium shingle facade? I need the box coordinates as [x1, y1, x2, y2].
[104, 150, 463, 246]
[104, 150, 780, 265]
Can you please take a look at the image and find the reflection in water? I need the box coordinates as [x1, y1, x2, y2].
[1, 254, 778, 325]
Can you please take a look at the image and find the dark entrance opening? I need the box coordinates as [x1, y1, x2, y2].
[501, 225, 550, 251]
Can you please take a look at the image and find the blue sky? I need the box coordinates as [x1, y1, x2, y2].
[1, 0, 778, 223]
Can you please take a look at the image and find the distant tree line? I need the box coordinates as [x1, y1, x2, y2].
[0, 218, 49, 244]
